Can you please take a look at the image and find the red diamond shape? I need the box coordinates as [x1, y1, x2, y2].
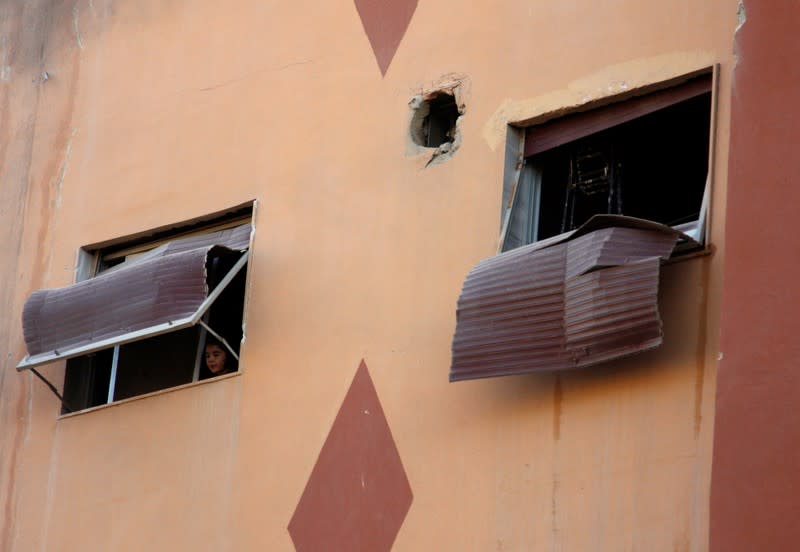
[354, 0, 418, 76]
[288, 360, 413, 551]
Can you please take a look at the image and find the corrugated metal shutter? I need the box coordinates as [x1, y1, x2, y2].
[450, 218, 683, 382]
[17, 224, 251, 371]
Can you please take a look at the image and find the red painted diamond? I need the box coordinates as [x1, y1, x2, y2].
[288, 360, 413, 551]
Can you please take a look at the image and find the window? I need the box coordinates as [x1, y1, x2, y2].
[17, 204, 254, 413]
[500, 71, 714, 253]
[450, 71, 718, 382]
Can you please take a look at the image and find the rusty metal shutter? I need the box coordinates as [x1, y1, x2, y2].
[17, 224, 251, 371]
[105, 223, 252, 269]
[450, 216, 687, 382]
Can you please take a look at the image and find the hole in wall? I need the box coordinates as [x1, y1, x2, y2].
[407, 75, 469, 167]
[410, 92, 460, 148]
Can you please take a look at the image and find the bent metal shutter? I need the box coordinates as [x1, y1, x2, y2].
[450, 216, 692, 382]
[17, 224, 251, 372]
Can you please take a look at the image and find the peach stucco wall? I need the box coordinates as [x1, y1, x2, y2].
[0, 1, 737, 550]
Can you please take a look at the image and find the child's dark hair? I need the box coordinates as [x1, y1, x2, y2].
[205, 336, 224, 349]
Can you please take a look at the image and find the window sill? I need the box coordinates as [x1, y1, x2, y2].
[57, 371, 242, 420]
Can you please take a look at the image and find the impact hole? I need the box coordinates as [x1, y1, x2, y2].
[410, 92, 460, 148]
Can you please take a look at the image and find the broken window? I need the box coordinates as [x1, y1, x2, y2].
[501, 72, 713, 252]
[451, 71, 717, 382]
[17, 205, 254, 413]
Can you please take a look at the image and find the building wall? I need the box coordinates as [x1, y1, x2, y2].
[711, 1, 800, 550]
[0, 1, 738, 550]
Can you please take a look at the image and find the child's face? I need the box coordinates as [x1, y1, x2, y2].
[205, 344, 228, 374]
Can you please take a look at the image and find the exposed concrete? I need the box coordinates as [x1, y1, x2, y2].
[736, 0, 746, 32]
[406, 73, 469, 167]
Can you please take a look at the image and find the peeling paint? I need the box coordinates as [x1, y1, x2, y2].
[736, 1, 746, 33]
[0, 36, 9, 81]
[72, 5, 84, 50]
[482, 51, 717, 151]
[53, 129, 77, 210]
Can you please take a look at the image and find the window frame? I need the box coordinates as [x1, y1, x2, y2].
[18, 203, 256, 414]
[498, 66, 719, 254]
